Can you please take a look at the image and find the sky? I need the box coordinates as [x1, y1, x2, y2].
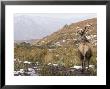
[14, 13, 96, 40]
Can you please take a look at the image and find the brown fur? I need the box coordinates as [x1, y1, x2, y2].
[78, 42, 92, 72]
[77, 25, 93, 72]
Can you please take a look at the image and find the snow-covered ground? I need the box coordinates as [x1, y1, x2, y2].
[14, 60, 95, 76]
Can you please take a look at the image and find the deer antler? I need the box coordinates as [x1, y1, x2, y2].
[76, 24, 93, 36]
[83, 24, 93, 33]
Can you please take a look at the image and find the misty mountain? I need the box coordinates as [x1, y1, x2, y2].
[14, 14, 96, 41]
[14, 15, 70, 40]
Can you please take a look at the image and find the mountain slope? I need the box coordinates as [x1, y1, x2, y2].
[33, 18, 97, 47]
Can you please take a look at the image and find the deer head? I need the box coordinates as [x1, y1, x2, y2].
[77, 24, 93, 36]
[76, 24, 93, 43]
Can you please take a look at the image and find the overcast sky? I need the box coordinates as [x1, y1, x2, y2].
[14, 13, 96, 40]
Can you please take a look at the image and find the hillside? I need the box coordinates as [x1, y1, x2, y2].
[33, 18, 97, 48]
[15, 39, 40, 44]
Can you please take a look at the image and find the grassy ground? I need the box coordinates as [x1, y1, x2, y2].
[14, 43, 97, 76]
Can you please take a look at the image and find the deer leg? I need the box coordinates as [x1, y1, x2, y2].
[82, 60, 86, 73]
[82, 60, 83, 69]
[81, 60, 84, 73]
[83, 61, 86, 71]
[87, 60, 89, 70]
[83, 56, 86, 72]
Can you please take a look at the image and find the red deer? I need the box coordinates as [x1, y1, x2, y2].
[77, 25, 93, 73]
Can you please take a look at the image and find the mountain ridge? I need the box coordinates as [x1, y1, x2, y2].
[32, 18, 97, 47]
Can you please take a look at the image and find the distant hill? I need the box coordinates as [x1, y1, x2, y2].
[14, 39, 40, 45]
[33, 18, 97, 48]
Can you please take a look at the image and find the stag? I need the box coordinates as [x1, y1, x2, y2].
[77, 24, 93, 73]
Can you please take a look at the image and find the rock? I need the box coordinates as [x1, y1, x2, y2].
[56, 54, 59, 57]
[73, 66, 82, 69]
[14, 71, 20, 76]
[24, 61, 31, 64]
[28, 68, 34, 72]
[62, 40, 66, 42]
[19, 69, 24, 73]
[89, 65, 95, 68]
[48, 63, 52, 65]
[52, 63, 58, 66]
